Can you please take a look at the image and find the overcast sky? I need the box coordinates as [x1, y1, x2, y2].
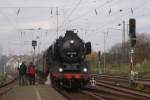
[0, 0, 150, 55]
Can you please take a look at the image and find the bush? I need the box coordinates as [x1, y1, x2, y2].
[0, 75, 7, 85]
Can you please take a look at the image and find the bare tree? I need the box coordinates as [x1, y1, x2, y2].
[134, 33, 150, 63]
[105, 33, 150, 65]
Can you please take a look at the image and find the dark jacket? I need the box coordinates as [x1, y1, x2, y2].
[19, 63, 27, 75]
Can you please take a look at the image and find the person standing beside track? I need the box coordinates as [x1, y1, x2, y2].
[27, 62, 36, 85]
[19, 61, 27, 86]
[16, 67, 20, 84]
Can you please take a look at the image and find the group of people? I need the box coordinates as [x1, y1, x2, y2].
[17, 61, 36, 86]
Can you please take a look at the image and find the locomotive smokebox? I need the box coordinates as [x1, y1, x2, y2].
[53, 30, 91, 63]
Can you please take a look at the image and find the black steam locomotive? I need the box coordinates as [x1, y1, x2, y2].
[37, 30, 91, 88]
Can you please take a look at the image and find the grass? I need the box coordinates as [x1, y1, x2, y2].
[91, 60, 150, 77]
[91, 64, 130, 75]
[0, 74, 7, 85]
[106, 64, 130, 75]
[137, 60, 150, 78]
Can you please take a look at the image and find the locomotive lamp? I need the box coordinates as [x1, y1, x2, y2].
[70, 40, 74, 44]
[59, 68, 63, 72]
[83, 68, 87, 72]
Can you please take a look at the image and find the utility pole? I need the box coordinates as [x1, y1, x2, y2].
[98, 51, 101, 74]
[130, 49, 134, 70]
[3, 64, 6, 75]
[103, 32, 107, 73]
[56, 7, 59, 37]
[122, 20, 126, 64]
[122, 20, 126, 48]
[127, 24, 129, 35]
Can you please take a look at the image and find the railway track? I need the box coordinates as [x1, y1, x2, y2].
[81, 90, 105, 100]
[95, 74, 150, 90]
[82, 88, 122, 100]
[55, 86, 107, 100]
[0, 78, 16, 97]
[95, 74, 150, 82]
[56, 85, 150, 100]
[51, 74, 150, 100]
[53, 74, 150, 100]
[54, 86, 75, 100]
[96, 80, 150, 100]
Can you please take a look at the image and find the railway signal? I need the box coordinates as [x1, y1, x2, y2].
[129, 18, 136, 47]
[32, 40, 37, 48]
[32, 40, 37, 64]
[129, 18, 137, 83]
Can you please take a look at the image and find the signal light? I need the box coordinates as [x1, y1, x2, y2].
[85, 42, 91, 54]
[32, 40, 37, 46]
[98, 51, 101, 61]
[129, 18, 136, 47]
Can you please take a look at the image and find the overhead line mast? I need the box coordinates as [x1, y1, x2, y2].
[56, 7, 59, 37]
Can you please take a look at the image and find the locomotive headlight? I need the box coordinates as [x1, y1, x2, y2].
[83, 68, 87, 72]
[70, 40, 74, 44]
[59, 68, 63, 72]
